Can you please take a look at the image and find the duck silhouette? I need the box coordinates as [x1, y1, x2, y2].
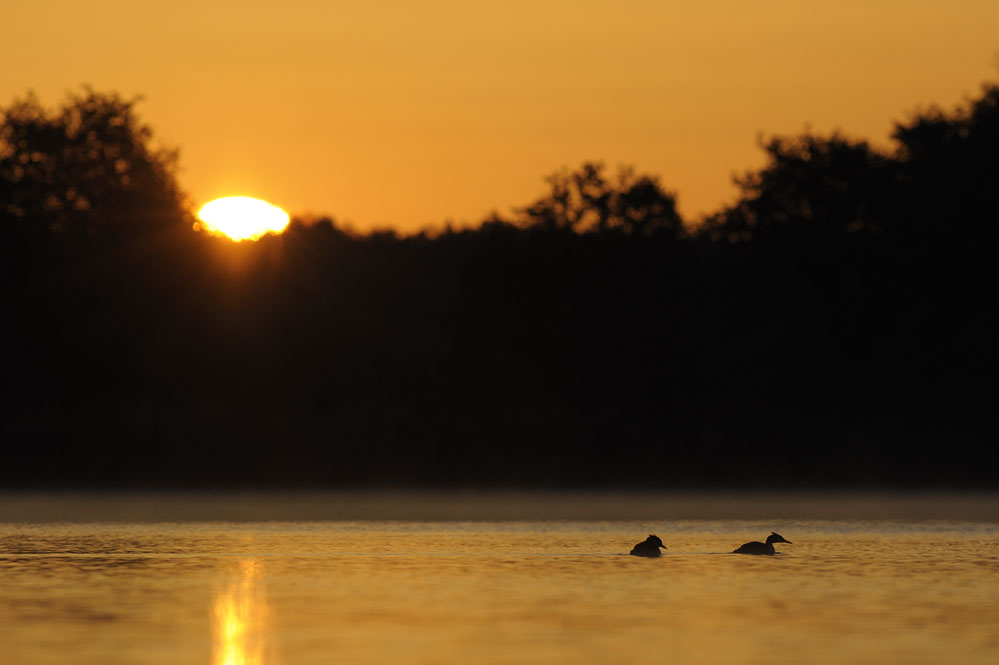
[732, 532, 792, 555]
[630, 534, 667, 557]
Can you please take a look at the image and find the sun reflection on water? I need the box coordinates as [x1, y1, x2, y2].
[213, 560, 269, 665]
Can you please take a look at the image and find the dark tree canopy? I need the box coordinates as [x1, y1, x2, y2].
[702, 133, 891, 245]
[515, 162, 684, 238]
[2, 80, 998, 489]
[890, 82, 999, 244]
[701, 80, 999, 251]
[0, 89, 188, 251]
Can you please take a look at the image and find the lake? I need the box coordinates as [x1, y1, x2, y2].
[1, 492, 998, 665]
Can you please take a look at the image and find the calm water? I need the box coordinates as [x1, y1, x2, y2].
[2, 495, 998, 665]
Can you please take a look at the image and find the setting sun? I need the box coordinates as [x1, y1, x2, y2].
[197, 196, 290, 242]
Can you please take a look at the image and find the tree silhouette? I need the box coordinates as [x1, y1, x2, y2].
[3, 81, 999, 489]
[517, 162, 683, 238]
[891, 81, 999, 247]
[1, 88, 188, 253]
[701, 133, 890, 247]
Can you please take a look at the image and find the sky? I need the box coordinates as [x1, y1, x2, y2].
[4, 0, 998, 232]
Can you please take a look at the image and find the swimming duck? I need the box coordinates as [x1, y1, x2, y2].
[630, 534, 667, 557]
[732, 532, 792, 555]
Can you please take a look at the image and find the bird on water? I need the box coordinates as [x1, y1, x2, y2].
[630, 534, 667, 557]
[732, 532, 792, 555]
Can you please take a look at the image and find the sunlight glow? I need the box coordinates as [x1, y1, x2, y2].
[213, 560, 268, 665]
[197, 196, 290, 242]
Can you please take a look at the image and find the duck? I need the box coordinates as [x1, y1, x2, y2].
[732, 532, 792, 555]
[630, 534, 667, 557]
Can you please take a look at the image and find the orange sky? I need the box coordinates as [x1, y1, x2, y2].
[4, 0, 998, 232]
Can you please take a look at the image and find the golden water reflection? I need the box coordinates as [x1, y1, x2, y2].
[213, 560, 269, 665]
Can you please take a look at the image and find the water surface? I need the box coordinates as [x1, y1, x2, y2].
[2, 495, 997, 664]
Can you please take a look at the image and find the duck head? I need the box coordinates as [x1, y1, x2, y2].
[646, 534, 666, 550]
[766, 532, 792, 545]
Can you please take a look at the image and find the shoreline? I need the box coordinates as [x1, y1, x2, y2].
[2, 490, 998, 523]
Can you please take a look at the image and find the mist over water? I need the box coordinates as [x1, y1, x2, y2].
[2, 494, 997, 665]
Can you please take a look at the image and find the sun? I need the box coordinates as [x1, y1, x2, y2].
[197, 196, 291, 241]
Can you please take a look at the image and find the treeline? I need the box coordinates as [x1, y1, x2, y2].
[2, 84, 996, 488]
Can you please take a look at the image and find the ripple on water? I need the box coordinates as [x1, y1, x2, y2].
[1, 510, 998, 665]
